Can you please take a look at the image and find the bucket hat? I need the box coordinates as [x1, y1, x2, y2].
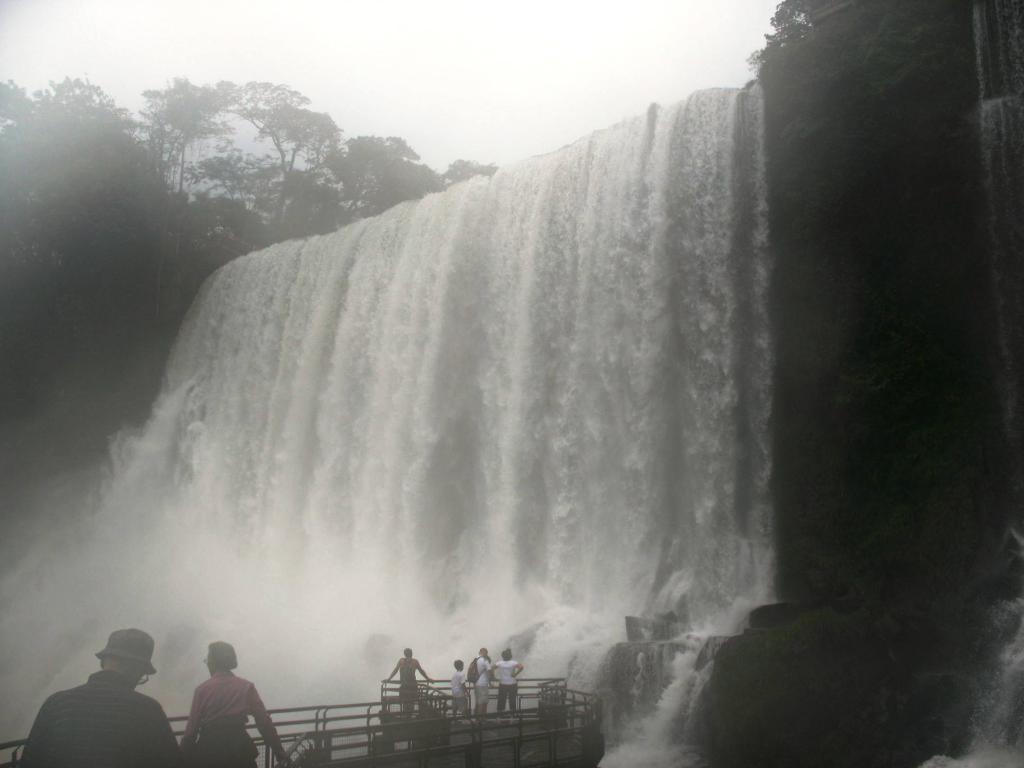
[95, 628, 157, 675]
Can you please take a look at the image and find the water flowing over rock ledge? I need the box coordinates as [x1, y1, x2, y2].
[0, 84, 774, 756]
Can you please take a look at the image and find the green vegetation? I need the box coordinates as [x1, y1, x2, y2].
[0, 76, 496, 521]
[706, 1, 1016, 765]
[762, 0, 999, 615]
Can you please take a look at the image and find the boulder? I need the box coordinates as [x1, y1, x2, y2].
[599, 640, 689, 731]
[625, 616, 651, 642]
[652, 611, 682, 640]
[624, 612, 683, 641]
[708, 609, 891, 768]
[747, 602, 805, 630]
[707, 608, 977, 768]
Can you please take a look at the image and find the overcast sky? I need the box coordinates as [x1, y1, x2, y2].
[0, 0, 779, 169]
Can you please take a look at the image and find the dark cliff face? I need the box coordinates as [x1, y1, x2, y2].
[766, 0, 1003, 612]
[709, 0, 1019, 766]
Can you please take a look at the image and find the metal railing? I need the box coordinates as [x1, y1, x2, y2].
[312, 678, 603, 767]
[377, 676, 571, 716]
[1, 703, 365, 768]
[2, 678, 603, 768]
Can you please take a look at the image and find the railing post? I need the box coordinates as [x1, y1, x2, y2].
[314, 708, 322, 760]
[466, 733, 482, 768]
[582, 721, 605, 766]
[518, 713, 524, 767]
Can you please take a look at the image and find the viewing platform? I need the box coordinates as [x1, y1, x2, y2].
[2, 678, 604, 768]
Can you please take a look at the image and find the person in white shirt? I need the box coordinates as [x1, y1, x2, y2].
[471, 648, 492, 717]
[493, 648, 524, 714]
[450, 660, 469, 719]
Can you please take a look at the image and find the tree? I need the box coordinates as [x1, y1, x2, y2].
[768, 0, 812, 45]
[30, 77, 133, 129]
[277, 169, 343, 238]
[0, 78, 269, 527]
[750, 0, 813, 71]
[1, 73, 501, 530]
[0, 81, 33, 128]
[141, 78, 230, 194]
[329, 135, 441, 221]
[0, 79, 165, 423]
[441, 159, 499, 187]
[220, 81, 342, 227]
[193, 149, 279, 215]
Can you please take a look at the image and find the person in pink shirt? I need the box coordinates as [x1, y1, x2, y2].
[181, 642, 289, 767]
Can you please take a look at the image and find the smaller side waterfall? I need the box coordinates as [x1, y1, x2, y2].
[976, 0, 1024, 469]
[925, 3, 1024, 767]
[975, 0, 1024, 753]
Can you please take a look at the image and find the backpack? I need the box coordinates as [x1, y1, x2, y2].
[467, 657, 480, 684]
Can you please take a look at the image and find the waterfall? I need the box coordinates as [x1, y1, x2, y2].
[923, 3, 1024, 767]
[0, 85, 773, 756]
[976, 0, 1024, 468]
[975, 0, 1024, 758]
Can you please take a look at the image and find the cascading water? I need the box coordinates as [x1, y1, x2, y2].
[0, 85, 773, 762]
[977, 0, 1024, 477]
[922, 3, 1024, 767]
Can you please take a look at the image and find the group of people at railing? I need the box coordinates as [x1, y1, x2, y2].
[14, 628, 538, 768]
[384, 645, 524, 719]
[17, 628, 290, 768]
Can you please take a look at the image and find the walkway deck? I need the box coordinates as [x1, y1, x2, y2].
[2, 678, 604, 768]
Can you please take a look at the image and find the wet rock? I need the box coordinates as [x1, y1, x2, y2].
[747, 602, 805, 629]
[893, 671, 975, 763]
[709, 609, 891, 768]
[624, 611, 682, 641]
[599, 640, 688, 732]
[708, 608, 982, 768]
[695, 636, 730, 671]
[652, 611, 681, 640]
[625, 616, 650, 642]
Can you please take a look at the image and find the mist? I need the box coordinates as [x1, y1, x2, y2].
[0, 0, 779, 168]
[4, 2, 1022, 767]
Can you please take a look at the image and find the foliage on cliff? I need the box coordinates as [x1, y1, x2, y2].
[760, 0, 1004, 616]
[708, 1, 1014, 765]
[0, 77, 496, 525]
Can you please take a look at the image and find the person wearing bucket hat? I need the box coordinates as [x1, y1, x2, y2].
[181, 641, 289, 768]
[96, 627, 159, 675]
[20, 628, 181, 768]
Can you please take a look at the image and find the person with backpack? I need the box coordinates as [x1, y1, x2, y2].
[467, 648, 492, 718]
[493, 649, 524, 714]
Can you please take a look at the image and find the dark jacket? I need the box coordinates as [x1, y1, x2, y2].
[19, 670, 181, 768]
